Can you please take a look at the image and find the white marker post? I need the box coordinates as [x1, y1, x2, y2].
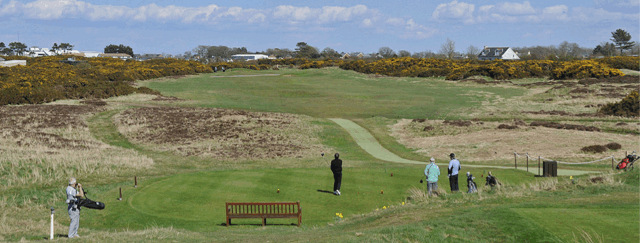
[50, 207, 55, 240]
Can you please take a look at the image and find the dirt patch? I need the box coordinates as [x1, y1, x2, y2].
[412, 118, 426, 123]
[522, 110, 598, 117]
[616, 122, 628, 126]
[529, 121, 601, 132]
[590, 177, 604, 183]
[423, 126, 434, 131]
[520, 80, 577, 88]
[569, 88, 592, 94]
[443, 120, 472, 127]
[578, 76, 639, 85]
[514, 119, 527, 126]
[114, 107, 324, 159]
[80, 99, 107, 106]
[0, 104, 104, 149]
[460, 79, 513, 85]
[605, 142, 622, 150]
[151, 95, 185, 102]
[497, 124, 518, 129]
[581, 145, 608, 153]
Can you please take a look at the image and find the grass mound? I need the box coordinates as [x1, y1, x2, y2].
[581, 145, 608, 153]
[598, 91, 639, 117]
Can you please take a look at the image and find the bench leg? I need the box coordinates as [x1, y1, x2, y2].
[227, 218, 231, 226]
[262, 218, 266, 226]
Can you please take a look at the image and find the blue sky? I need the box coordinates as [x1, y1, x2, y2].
[0, 0, 637, 55]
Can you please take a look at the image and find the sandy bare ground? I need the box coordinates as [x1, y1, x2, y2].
[391, 119, 638, 163]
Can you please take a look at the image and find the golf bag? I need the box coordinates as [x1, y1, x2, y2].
[616, 154, 637, 171]
[467, 174, 477, 193]
[76, 188, 105, 210]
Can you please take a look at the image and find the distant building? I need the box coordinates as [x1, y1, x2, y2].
[478, 46, 520, 61]
[82, 51, 101, 58]
[0, 60, 27, 67]
[137, 54, 165, 61]
[231, 54, 271, 61]
[99, 53, 132, 60]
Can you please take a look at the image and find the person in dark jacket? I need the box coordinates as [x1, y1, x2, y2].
[485, 171, 501, 188]
[330, 153, 342, 195]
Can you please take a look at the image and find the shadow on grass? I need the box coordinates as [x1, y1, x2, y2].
[316, 189, 336, 195]
[221, 223, 299, 227]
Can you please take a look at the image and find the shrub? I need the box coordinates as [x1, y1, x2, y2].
[581, 145, 608, 153]
[598, 91, 639, 117]
[605, 142, 622, 150]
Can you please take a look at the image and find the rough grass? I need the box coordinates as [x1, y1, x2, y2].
[113, 107, 327, 160]
[0, 104, 153, 190]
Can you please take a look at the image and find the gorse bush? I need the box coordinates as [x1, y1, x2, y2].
[595, 56, 640, 71]
[0, 56, 209, 105]
[338, 57, 628, 80]
[598, 91, 639, 117]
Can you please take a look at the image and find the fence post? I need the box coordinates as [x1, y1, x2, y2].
[514, 152, 517, 169]
[538, 156, 541, 176]
[611, 157, 614, 170]
[526, 153, 529, 172]
[118, 187, 122, 201]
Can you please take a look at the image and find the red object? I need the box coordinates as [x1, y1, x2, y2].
[390, 173, 393, 177]
[618, 158, 629, 169]
[381, 190, 384, 194]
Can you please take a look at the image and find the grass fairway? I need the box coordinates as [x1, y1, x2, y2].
[84, 166, 536, 231]
[141, 68, 525, 119]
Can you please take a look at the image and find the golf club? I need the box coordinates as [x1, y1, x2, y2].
[321, 152, 329, 166]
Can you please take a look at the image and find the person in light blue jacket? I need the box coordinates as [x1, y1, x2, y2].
[424, 157, 440, 195]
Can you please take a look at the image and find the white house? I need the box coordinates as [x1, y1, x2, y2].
[82, 51, 101, 58]
[478, 46, 520, 61]
[230, 54, 272, 61]
[99, 53, 132, 60]
[0, 59, 27, 67]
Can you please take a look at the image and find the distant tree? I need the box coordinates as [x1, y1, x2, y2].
[0, 42, 6, 55]
[397, 50, 411, 57]
[610, 29, 635, 55]
[104, 44, 134, 56]
[378, 47, 395, 58]
[295, 42, 319, 59]
[321, 47, 340, 58]
[438, 38, 456, 59]
[58, 43, 74, 53]
[183, 51, 192, 60]
[466, 45, 480, 59]
[8, 42, 27, 56]
[593, 42, 617, 56]
[51, 43, 59, 54]
[412, 50, 435, 59]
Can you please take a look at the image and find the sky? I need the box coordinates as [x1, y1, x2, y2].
[0, 0, 637, 55]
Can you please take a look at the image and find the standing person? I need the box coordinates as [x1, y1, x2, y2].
[66, 177, 84, 238]
[424, 157, 440, 195]
[331, 153, 342, 195]
[448, 153, 461, 192]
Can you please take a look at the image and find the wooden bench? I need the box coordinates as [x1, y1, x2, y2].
[226, 201, 301, 227]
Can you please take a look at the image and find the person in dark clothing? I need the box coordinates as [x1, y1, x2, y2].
[330, 153, 342, 195]
[448, 153, 461, 192]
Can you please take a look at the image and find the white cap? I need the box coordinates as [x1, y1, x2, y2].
[429, 157, 435, 162]
[69, 177, 76, 185]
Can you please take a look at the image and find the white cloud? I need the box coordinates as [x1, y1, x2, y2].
[431, 0, 475, 23]
[571, 7, 639, 22]
[318, 5, 368, 23]
[362, 18, 373, 27]
[385, 17, 405, 26]
[542, 5, 568, 20]
[273, 5, 319, 22]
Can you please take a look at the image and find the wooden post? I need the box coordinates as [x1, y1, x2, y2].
[526, 154, 529, 172]
[118, 187, 122, 200]
[134, 176, 137, 188]
[514, 152, 517, 169]
[538, 156, 541, 176]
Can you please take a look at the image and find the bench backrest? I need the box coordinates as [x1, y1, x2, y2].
[226, 202, 300, 216]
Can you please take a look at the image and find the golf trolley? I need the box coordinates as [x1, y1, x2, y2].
[466, 173, 477, 193]
[617, 151, 637, 171]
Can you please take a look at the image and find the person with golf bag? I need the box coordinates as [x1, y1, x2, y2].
[331, 153, 342, 196]
[424, 157, 440, 195]
[66, 177, 84, 238]
[448, 153, 461, 192]
[466, 172, 477, 193]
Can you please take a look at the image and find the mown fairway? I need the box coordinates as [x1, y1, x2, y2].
[85, 166, 536, 231]
[141, 68, 525, 119]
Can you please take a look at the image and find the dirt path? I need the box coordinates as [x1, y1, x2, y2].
[329, 118, 598, 176]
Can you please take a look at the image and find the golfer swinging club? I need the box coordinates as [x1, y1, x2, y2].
[331, 153, 342, 195]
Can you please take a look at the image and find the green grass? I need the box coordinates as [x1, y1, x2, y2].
[83, 166, 536, 232]
[141, 68, 525, 119]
